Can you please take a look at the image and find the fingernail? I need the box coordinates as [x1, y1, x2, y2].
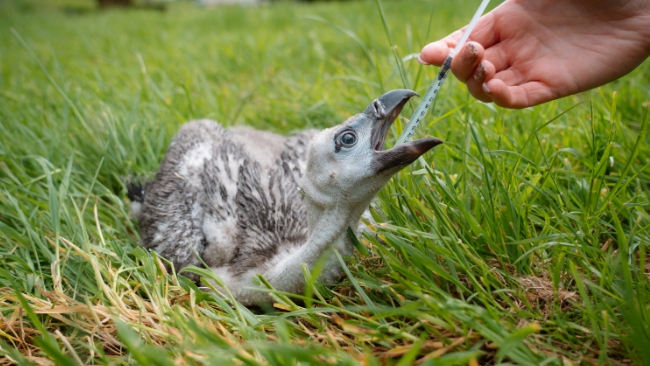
[417, 54, 431, 65]
[460, 43, 477, 65]
[474, 62, 486, 81]
[482, 82, 491, 95]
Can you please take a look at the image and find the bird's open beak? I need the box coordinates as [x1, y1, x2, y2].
[364, 89, 444, 174]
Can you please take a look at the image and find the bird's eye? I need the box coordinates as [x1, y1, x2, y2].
[341, 132, 357, 146]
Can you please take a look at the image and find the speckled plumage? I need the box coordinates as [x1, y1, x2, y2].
[131, 120, 316, 280]
[129, 90, 443, 306]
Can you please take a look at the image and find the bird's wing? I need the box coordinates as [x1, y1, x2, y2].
[226, 129, 316, 274]
[137, 122, 316, 278]
[138, 120, 245, 273]
[229, 158, 308, 274]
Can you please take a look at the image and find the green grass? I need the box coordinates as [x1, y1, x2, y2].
[1, 0, 650, 364]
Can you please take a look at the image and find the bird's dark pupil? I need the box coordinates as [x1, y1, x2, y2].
[342, 133, 355, 145]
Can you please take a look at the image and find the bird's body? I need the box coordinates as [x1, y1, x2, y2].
[130, 121, 318, 281]
[130, 90, 442, 305]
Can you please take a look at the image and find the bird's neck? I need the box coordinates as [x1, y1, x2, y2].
[302, 191, 368, 260]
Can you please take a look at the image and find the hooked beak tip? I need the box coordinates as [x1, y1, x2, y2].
[409, 137, 444, 153]
[364, 89, 419, 119]
[366, 89, 420, 151]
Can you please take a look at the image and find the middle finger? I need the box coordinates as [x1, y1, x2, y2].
[450, 42, 485, 83]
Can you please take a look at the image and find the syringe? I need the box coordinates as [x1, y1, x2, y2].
[395, 0, 491, 145]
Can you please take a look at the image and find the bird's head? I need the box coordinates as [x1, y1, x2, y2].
[301, 89, 443, 207]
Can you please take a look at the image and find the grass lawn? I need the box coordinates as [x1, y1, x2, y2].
[1, 0, 650, 364]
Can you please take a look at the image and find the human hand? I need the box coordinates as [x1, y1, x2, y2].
[418, 0, 650, 109]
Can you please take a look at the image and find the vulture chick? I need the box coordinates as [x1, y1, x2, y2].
[128, 89, 443, 306]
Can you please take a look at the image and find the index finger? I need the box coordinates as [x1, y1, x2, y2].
[419, 11, 499, 66]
